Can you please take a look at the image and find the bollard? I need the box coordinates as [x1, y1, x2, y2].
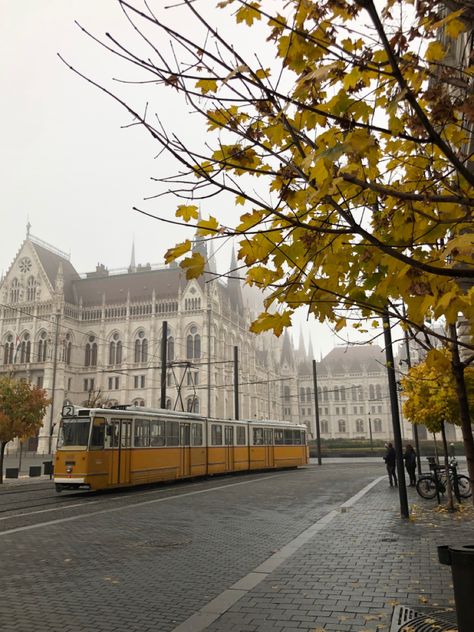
[438, 545, 474, 632]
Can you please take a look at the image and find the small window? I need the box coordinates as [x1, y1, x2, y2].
[134, 419, 150, 447]
[236, 426, 246, 445]
[253, 428, 264, 445]
[90, 417, 105, 450]
[150, 420, 165, 446]
[264, 428, 273, 445]
[211, 424, 222, 445]
[225, 426, 234, 445]
[274, 429, 284, 444]
[191, 423, 203, 446]
[166, 420, 179, 446]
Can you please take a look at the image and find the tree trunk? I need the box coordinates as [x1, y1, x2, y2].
[449, 325, 474, 507]
[0, 441, 6, 485]
[441, 421, 455, 512]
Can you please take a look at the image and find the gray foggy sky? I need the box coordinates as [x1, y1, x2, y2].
[1, 1, 391, 358]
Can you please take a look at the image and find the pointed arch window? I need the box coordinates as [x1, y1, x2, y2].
[20, 334, 31, 363]
[38, 331, 48, 362]
[334, 386, 339, 401]
[109, 333, 122, 365]
[186, 396, 199, 413]
[375, 384, 382, 400]
[186, 326, 201, 359]
[3, 335, 14, 364]
[26, 276, 37, 302]
[10, 278, 20, 303]
[134, 330, 148, 363]
[62, 334, 72, 365]
[300, 387, 306, 403]
[369, 384, 375, 400]
[85, 336, 97, 367]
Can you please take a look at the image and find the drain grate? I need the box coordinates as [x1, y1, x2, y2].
[390, 605, 457, 632]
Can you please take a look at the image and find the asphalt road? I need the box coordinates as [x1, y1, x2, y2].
[0, 463, 383, 632]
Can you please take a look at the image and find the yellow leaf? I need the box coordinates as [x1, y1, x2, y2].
[196, 217, 220, 236]
[425, 41, 446, 62]
[164, 240, 191, 263]
[235, 195, 246, 206]
[250, 310, 292, 336]
[195, 78, 218, 94]
[176, 204, 199, 222]
[236, 2, 261, 26]
[446, 18, 466, 38]
[180, 252, 206, 279]
[236, 209, 266, 232]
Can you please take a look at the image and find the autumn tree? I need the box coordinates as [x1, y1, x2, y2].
[402, 348, 474, 507]
[0, 376, 50, 484]
[64, 0, 474, 481]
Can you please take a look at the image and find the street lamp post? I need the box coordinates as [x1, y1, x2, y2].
[368, 412, 373, 452]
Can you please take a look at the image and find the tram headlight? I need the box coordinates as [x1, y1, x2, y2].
[66, 466, 73, 474]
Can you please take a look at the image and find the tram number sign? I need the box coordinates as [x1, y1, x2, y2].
[62, 405, 75, 418]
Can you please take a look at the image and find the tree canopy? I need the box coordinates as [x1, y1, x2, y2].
[401, 348, 474, 432]
[0, 376, 49, 483]
[67, 0, 474, 346]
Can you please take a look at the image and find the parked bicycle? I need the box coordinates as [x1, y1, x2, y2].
[416, 458, 472, 500]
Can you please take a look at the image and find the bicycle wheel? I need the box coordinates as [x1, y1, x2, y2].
[456, 475, 472, 499]
[416, 476, 438, 500]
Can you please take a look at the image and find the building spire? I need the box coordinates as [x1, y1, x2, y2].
[227, 245, 243, 313]
[128, 239, 136, 273]
[26, 219, 31, 238]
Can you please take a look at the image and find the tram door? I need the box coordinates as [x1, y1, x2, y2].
[108, 419, 132, 485]
[224, 425, 234, 471]
[180, 423, 191, 477]
[264, 429, 274, 468]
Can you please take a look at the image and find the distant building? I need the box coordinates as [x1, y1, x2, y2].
[298, 345, 394, 441]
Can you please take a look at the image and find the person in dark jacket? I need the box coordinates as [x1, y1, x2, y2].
[384, 442, 397, 487]
[403, 444, 417, 486]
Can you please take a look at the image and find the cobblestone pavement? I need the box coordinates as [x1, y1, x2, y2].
[0, 463, 472, 632]
[203, 484, 473, 632]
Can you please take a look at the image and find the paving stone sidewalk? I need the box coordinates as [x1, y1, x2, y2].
[203, 482, 474, 632]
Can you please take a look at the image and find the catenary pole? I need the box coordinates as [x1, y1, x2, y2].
[48, 310, 60, 454]
[160, 321, 168, 409]
[234, 346, 239, 420]
[312, 360, 322, 465]
[383, 310, 410, 519]
[402, 304, 422, 474]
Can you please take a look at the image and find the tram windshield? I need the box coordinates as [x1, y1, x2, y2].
[58, 417, 91, 449]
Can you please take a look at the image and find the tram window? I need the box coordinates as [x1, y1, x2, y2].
[110, 420, 120, 448]
[191, 423, 203, 446]
[90, 417, 105, 450]
[166, 420, 179, 446]
[134, 419, 150, 447]
[150, 420, 165, 446]
[225, 426, 234, 445]
[274, 429, 284, 445]
[60, 418, 91, 448]
[211, 424, 222, 445]
[253, 428, 264, 445]
[264, 428, 273, 445]
[284, 429, 293, 445]
[236, 426, 246, 445]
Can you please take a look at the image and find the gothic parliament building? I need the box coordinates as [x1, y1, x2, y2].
[1, 227, 409, 454]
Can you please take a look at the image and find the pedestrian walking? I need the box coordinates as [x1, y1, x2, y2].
[384, 442, 397, 487]
[403, 444, 417, 486]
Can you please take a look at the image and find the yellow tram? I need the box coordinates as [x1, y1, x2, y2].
[54, 404, 309, 492]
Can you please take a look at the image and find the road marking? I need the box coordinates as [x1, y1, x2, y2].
[0, 473, 285, 536]
[171, 476, 385, 632]
[0, 501, 99, 521]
